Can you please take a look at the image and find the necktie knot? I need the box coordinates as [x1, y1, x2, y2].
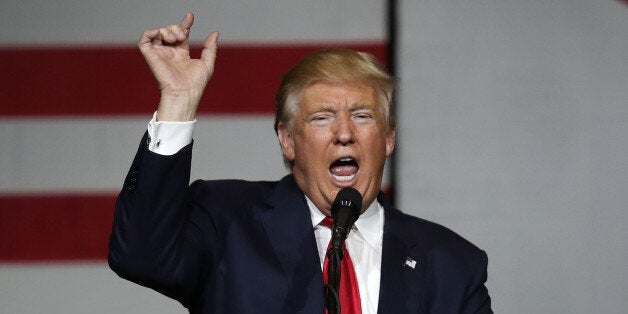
[322, 217, 333, 229]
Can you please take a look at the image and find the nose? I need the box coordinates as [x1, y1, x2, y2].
[333, 112, 355, 145]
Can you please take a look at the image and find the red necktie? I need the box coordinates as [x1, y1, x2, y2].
[322, 217, 362, 314]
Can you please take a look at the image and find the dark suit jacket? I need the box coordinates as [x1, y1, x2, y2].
[109, 134, 492, 313]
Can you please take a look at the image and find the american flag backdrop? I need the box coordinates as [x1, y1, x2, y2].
[0, 1, 388, 312]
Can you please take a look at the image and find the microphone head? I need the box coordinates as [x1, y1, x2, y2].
[331, 187, 362, 224]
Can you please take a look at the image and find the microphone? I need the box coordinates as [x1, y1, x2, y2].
[330, 187, 362, 253]
[326, 187, 362, 314]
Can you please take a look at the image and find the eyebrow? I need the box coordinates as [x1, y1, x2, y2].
[348, 103, 373, 111]
[306, 102, 373, 114]
[309, 105, 336, 114]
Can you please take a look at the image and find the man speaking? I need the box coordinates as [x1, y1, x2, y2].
[108, 12, 492, 314]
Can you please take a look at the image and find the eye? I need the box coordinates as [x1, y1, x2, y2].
[309, 113, 333, 126]
[352, 111, 374, 122]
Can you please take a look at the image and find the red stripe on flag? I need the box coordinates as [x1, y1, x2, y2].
[0, 43, 386, 117]
[0, 194, 116, 262]
[0, 190, 395, 262]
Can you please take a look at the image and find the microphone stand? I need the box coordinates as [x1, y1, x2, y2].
[325, 245, 343, 314]
[326, 224, 350, 314]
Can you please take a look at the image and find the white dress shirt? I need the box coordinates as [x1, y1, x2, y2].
[147, 114, 384, 313]
[308, 197, 383, 314]
[146, 112, 195, 155]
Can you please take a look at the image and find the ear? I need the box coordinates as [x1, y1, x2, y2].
[385, 129, 396, 157]
[277, 121, 296, 161]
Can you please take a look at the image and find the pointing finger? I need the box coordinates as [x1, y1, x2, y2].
[180, 12, 194, 32]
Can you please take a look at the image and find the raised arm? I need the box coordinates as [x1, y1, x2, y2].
[109, 13, 220, 306]
[139, 12, 218, 121]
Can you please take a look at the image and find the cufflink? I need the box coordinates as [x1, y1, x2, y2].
[146, 136, 161, 149]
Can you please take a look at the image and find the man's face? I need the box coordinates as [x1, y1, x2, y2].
[278, 82, 395, 215]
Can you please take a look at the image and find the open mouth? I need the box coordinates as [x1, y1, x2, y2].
[329, 157, 359, 182]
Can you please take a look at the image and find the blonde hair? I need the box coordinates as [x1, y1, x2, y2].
[274, 48, 395, 134]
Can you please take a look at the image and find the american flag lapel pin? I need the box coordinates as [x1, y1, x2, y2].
[404, 257, 417, 269]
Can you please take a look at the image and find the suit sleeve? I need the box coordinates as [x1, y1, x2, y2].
[426, 228, 493, 314]
[108, 132, 216, 307]
[461, 250, 493, 314]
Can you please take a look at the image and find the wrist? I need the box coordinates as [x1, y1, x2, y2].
[156, 89, 203, 121]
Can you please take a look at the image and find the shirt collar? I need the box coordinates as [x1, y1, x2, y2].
[306, 195, 384, 249]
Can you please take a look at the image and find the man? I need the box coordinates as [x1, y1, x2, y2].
[109, 12, 492, 314]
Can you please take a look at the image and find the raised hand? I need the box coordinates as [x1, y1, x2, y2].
[138, 12, 219, 121]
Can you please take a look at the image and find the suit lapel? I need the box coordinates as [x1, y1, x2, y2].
[255, 175, 325, 312]
[377, 195, 427, 313]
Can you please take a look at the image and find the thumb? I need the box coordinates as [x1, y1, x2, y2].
[200, 31, 219, 71]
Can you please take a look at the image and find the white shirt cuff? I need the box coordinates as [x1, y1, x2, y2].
[147, 112, 195, 155]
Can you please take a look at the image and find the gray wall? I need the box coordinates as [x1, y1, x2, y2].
[397, 1, 628, 313]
